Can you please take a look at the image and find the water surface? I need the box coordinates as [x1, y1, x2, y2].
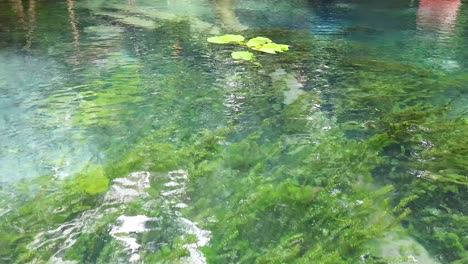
[0, 0, 466, 263]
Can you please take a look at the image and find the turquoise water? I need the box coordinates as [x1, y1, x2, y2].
[0, 0, 467, 263]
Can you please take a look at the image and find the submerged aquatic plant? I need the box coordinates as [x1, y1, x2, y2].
[207, 34, 289, 64]
[207, 34, 245, 44]
[231, 51, 255, 61]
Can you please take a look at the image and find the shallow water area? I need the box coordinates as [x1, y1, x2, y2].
[0, 0, 467, 263]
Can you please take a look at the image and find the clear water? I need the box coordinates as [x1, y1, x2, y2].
[0, 0, 466, 263]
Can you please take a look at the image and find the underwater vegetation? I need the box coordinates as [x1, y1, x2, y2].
[0, 2, 466, 264]
[323, 50, 468, 263]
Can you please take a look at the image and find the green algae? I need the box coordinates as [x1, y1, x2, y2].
[76, 166, 109, 195]
[185, 126, 401, 263]
[0, 66, 407, 263]
[1, 44, 464, 264]
[381, 112, 468, 263]
[0, 175, 103, 262]
[322, 47, 468, 262]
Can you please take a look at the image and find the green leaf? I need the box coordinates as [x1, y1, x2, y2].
[207, 34, 245, 44]
[246, 37, 273, 47]
[231, 51, 255, 61]
[251, 43, 289, 54]
[273, 44, 289, 52]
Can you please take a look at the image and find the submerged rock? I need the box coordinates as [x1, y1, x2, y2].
[270, 68, 305, 105]
[373, 231, 440, 264]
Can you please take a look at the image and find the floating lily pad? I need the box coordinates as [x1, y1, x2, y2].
[250, 42, 289, 54]
[246, 37, 273, 48]
[245, 37, 289, 54]
[231, 51, 255, 61]
[207, 34, 289, 63]
[207, 34, 245, 44]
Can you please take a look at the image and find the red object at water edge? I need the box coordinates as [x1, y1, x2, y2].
[417, 0, 461, 33]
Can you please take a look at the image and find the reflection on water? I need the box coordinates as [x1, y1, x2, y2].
[11, 0, 26, 30]
[67, 0, 80, 48]
[417, 0, 461, 34]
[214, 0, 247, 31]
[26, 0, 37, 50]
[414, 0, 463, 70]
